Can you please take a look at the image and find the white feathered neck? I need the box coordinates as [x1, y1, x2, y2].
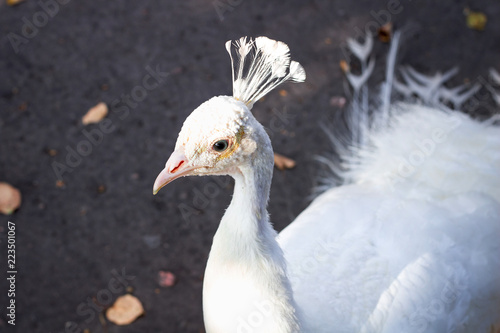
[203, 121, 301, 333]
[201, 37, 305, 333]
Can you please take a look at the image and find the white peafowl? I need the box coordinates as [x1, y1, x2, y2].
[153, 35, 500, 332]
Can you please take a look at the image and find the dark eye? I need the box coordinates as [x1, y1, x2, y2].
[213, 140, 229, 152]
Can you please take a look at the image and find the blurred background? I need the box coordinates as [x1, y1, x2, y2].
[0, 0, 499, 332]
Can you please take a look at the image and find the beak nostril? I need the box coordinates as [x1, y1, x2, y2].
[154, 150, 190, 194]
[170, 160, 185, 174]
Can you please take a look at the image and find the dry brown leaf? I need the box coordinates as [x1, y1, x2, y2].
[339, 60, 350, 73]
[274, 153, 296, 171]
[279, 89, 288, 97]
[18, 102, 28, 111]
[6, 0, 25, 6]
[465, 8, 487, 31]
[106, 294, 144, 326]
[378, 22, 392, 42]
[82, 102, 108, 125]
[47, 148, 58, 156]
[0, 182, 21, 215]
[158, 271, 176, 287]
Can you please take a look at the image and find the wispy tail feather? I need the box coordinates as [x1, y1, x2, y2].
[380, 31, 401, 119]
[487, 68, 500, 106]
[316, 31, 500, 200]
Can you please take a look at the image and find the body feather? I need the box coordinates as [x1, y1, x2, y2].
[156, 34, 500, 333]
[279, 106, 500, 332]
[280, 32, 500, 332]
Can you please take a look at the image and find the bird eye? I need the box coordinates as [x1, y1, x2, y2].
[213, 140, 229, 152]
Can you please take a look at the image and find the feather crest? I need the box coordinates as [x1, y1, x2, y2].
[226, 36, 306, 108]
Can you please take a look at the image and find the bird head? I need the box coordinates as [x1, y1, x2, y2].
[153, 36, 305, 194]
[153, 95, 265, 194]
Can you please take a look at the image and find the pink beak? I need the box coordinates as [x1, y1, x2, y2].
[153, 150, 195, 195]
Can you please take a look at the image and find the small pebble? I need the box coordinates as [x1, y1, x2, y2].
[97, 185, 106, 194]
[329, 96, 346, 108]
[158, 271, 176, 287]
[106, 294, 144, 326]
[0, 182, 21, 215]
[47, 149, 58, 156]
[82, 102, 108, 125]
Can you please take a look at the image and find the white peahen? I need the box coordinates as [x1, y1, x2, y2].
[153, 35, 500, 332]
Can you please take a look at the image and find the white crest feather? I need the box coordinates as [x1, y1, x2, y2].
[225, 36, 306, 108]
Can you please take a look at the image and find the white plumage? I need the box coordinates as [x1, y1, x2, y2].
[280, 104, 500, 332]
[153, 36, 500, 332]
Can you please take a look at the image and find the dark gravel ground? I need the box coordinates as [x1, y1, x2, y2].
[0, 1, 499, 332]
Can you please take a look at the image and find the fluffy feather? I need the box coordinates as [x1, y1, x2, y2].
[348, 104, 500, 202]
[226, 36, 306, 108]
[279, 182, 500, 332]
[291, 31, 500, 332]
